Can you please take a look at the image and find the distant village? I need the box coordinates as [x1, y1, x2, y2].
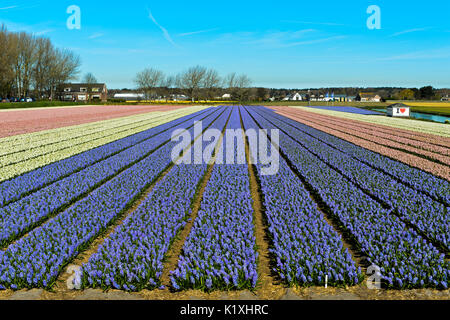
[55, 84, 450, 103]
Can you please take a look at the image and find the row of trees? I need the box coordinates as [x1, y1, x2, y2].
[394, 86, 441, 101]
[134, 66, 253, 102]
[0, 25, 81, 99]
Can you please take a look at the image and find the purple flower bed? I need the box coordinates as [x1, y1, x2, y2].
[79, 109, 231, 291]
[0, 110, 222, 290]
[0, 108, 215, 208]
[240, 107, 362, 287]
[251, 108, 449, 251]
[304, 106, 383, 115]
[0, 108, 223, 248]
[171, 108, 258, 291]
[246, 106, 449, 289]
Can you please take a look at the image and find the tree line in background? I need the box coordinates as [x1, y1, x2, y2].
[134, 66, 253, 103]
[0, 25, 81, 100]
[129, 70, 448, 102]
[265, 86, 448, 102]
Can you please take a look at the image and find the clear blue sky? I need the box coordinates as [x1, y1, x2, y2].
[1, 0, 449, 89]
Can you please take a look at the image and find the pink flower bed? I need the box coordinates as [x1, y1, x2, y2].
[269, 106, 450, 148]
[275, 108, 450, 166]
[0, 105, 189, 138]
[275, 109, 450, 181]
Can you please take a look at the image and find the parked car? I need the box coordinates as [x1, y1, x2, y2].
[0, 98, 10, 103]
[9, 97, 20, 102]
[20, 97, 34, 102]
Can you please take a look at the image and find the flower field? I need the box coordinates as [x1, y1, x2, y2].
[288, 106, 450, 138]
[0, 105, 448, 299]
[0, 104, 191, 138]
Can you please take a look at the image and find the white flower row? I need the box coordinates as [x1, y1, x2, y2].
[0, 107, 209, 182]
[0, 106, 207, 152]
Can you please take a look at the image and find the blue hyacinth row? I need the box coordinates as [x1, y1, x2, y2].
[0, 110, 221, 290]
[240, 107, 363, 287]
[253, 108, 449, 251]
[79, 109, 232, 291]
[0, 109, 222, 248]
[0, 108, 214, 208]
[171, 107, 258, 291]
[247, 106, 449, 289]
[262, 108, 450, 206]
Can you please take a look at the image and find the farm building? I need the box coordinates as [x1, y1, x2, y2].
[57, 83, 108, 102]
[113, 93, 145, 101]
[283, 92, 304, 101]
[359, 93, 382, 102]
[387, 103, 411, 117]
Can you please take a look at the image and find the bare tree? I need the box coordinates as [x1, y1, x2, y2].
[202, 68, 221, 101]
[255, 87, 268, 102]
[82, 72, 98, 84]
[33, 37, 54, 99]
[233, 74, 252, 104]
[135, 68, 165, 100]
[14, 32, 36, 98]
[161, 75, 175, 102]
[48, 48, 81, 100]
[0, 25, 16, 98]
[176, 65, 207, 102]
[0, 25, 80, 100]
[224, 72, 237, 90]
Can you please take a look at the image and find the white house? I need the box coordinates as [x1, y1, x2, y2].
[170, 94, 190, 101]
[113, 93, 145, 101]
[360, 93, 382, 102]
[283, 92, 303, 101]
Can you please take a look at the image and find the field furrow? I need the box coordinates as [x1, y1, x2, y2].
[0, 108, 212, 208]
[0, 108, 222, 290]
[0, 108, 221, 248]
[252, 108, 449, 251]
[171, 108, 259, 291]
[0, 107, 208, 182]
[80, 110, 230, 291]
[275, 110, 450, 181]
[241, 107, 362, 287]
[263, 108, 450, 206]
[247, 107, 449, 289]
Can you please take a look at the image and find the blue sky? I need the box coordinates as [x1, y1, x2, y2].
[1, 0, 450, 89]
